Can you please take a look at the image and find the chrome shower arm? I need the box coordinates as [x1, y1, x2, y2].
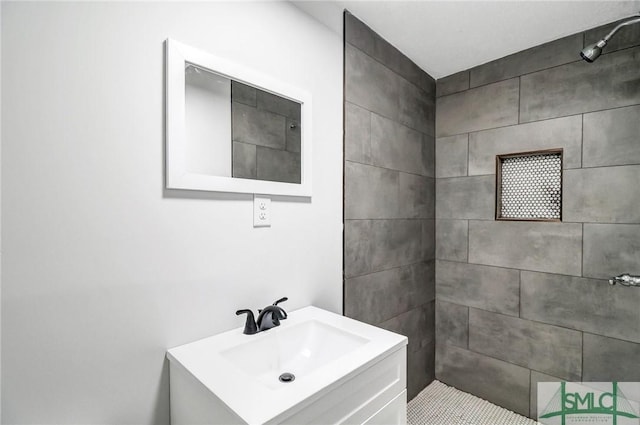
[602, 15, 640, 43]
[609, 273, 640, 287]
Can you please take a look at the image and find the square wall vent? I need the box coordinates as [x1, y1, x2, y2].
[496, 149, 562, 221]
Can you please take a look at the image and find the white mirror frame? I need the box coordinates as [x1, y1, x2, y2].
[165, 39, 312, 197]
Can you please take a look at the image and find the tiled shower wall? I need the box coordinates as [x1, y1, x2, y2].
[343, 12, 436, 399]
[435, 18, 640, 418]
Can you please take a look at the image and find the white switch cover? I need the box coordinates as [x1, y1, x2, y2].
[253, 195, 271, 227]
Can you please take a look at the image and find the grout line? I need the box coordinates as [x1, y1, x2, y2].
[518, 270, 522, 318]
[518, 76, 522, 124]
[345, 218, 436, 223]
[466, 305, 470, 349]
[437, 102, 640, 140]
[581, 113, 584, 168]
[576, 163, 640, 170]
[437, 257, 612, 281]
[528, 369, 532, 416]
[344, 159, 435, 179]
[580, 331, 584, 381]
[582, 329, 638, 345]
[466, 219, 470, 262]
[345, 96, 435, 137]
[466, 133, 470, 177]
[581, 222, 584, 277]
[345, 259, 434, 280]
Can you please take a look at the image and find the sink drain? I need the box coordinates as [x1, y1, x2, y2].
[279, 372, 295, 383]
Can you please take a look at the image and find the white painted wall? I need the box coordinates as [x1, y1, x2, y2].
[1, 2, 343, 423]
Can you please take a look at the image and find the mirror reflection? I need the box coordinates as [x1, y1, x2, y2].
[184, 64, 302, 185]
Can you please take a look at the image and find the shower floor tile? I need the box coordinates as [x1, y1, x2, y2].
[407, 380, 539, 425]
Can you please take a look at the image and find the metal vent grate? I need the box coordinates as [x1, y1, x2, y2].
[497, 150, 562, 221]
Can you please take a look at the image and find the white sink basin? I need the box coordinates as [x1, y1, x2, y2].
[220, 319, 369, 389]
[167, 306, 407, 424]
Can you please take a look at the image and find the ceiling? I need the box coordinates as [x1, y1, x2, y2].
[293, 1, 640, 79]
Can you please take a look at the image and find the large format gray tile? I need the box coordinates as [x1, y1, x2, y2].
[379, 302, 435, 352]
[399, 78, 435, 136]
[408, 341, 435, 401]
[344, 102, 372, 164]
[436, 176, 494, 219]
[583, 223, 640, 279]
[232, 102, 286, 149]
[345, 162, 432, 219]
[468, 221, 582, 276]
[436, 260, 520, 316]
[345, 12, 435, 95]
[520, 46, 640, 122]
[469, 309, 582, 380]
[436, 219, 468, 262]
[530, 371, 563, 419]
[521, 271, 640, 344]
[583, 334, 640, 381]
[436, 300, 468, 349]
[344, 261, 435, 325]
[436, 134, 468, 178]
[469, 34, 583, 88]
[256, 146, 300, 184]
[468, 115, 582, 175]
[345, 44, 433, 135]
[371, 113, 426, 175]
[436, 71, 469, 97]
[564, 166, 640, 223]
[583, 105, 640, 167]
[345, 44, 400, 122]
[436, 78, 519, 137]
[435, 343, 530, 416]
[344, 219, 424, 277]
[399, 173, 434, 219]
[585, 17, 640, 55]
[345, 161, 399, 219]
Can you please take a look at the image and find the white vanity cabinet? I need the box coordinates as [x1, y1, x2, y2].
[167, 306, 408, 425]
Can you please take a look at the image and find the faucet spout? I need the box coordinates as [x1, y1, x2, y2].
[236, 309, 258, 335]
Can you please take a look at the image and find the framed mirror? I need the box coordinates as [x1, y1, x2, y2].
[165, 39, 312, 197]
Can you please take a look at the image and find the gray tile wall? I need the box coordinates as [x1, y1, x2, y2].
[344, 11, 436, 401]
[435, 19, 640, 419]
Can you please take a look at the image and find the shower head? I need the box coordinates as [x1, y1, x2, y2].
[581, 14, 640, 63]
[580, 39, 607, 63]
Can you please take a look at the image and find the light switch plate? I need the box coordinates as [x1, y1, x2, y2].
[253, 195, 271, 227]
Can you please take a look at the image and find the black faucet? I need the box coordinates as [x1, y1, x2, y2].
[236, 297, 288, 334]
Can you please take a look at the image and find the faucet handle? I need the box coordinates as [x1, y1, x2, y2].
[273, 297, 288, 306]
[272, 297, 288, 319]
[235, 309, 258, 335]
